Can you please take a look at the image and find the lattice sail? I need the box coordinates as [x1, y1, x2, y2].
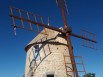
[63, 54, 87, 77]
[10, 6, 47, 35]
[56, 0, 70, 15]
[80, 29, 97, 49]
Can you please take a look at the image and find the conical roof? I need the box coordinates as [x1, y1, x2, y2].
[25, 28, 60, 51]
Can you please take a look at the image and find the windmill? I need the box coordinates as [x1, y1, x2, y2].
[9, 0, 97, 77]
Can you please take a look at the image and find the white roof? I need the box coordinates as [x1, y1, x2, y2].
[25, 28, 61, 51]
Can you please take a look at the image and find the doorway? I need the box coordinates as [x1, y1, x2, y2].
[47, 74, 54, 77]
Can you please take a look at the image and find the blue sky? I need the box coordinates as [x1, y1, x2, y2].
[0, 0, 103, 77]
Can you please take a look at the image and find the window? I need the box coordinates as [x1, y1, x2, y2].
[47, 74, 54, 77]
[33, 45, 39, 60]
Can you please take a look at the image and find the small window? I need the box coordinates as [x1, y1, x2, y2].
[34, 45, 39, 53]
[33, 45, 39, 60]
[47, 74, 54, 77]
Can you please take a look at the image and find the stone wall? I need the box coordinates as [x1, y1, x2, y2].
[24, 29, 73, 77]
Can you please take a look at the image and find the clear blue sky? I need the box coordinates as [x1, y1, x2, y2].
[0, 0, 103, 77]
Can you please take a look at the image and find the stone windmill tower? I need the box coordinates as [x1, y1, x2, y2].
[24, 28, 73, 77]
[9, 0, 97, 77]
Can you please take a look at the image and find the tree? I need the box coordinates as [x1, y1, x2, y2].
[83, 73, 95, 77]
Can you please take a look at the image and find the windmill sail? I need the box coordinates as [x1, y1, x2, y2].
[80, 29, 97, 49]
[10, 6, 47, 35]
